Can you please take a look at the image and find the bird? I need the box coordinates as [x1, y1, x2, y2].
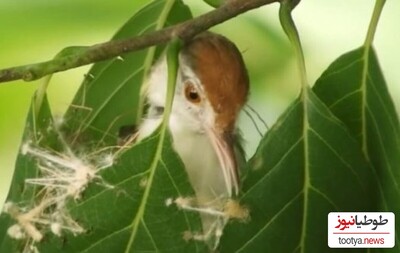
[136, 32, 249, 246]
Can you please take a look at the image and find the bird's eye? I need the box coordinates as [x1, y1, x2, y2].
[184, 82, 201, 104]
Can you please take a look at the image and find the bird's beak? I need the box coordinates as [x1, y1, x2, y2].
[206, 128, 239, 196]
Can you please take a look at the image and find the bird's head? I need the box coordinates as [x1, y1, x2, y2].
[147, 32, 249, 195]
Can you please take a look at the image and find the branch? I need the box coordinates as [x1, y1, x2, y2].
[0, 0, 278, 83]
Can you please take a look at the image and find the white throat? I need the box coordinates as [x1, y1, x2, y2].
[137, 56, 230, 203]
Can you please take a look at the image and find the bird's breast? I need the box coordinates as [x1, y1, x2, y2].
[169, 113, 229, 205]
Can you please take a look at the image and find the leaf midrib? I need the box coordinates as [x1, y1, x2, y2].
[299, 89, 310, 253]
[124, 1, 178, 251]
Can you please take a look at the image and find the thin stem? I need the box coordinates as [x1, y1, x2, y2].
[135, 0, 177, 124]
[360, 0, 386, 154]
[0, 0, 278, 84]
[124, 38, 181, 252]
[279, 3, 310, 253]
[162, 38, 181, 128]
[364, 0, 386, 48]
[279, 0, 308, 91]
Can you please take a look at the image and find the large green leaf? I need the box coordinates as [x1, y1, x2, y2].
[0, 119, 205, 252]
[1, 1, 206, 252]
[219, 88, 375, 252]
[63, 0, 192, 147]
[313, 46, 400, 252]
[33, 130, 206, 252]
[0, 95, 59, 252]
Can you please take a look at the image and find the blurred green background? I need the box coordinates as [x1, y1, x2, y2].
[0, 0, 399, 208]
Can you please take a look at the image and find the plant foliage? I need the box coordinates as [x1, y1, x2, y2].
[1, 0, 399, 252]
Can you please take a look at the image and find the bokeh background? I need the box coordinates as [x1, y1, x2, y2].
[0, 0, 399, 208]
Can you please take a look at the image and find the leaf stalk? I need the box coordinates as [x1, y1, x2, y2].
[279, 0, 308, 92]
[364, 0, 386, 48]
[136, 0, 177, 124]
[124, 38, 181, 252]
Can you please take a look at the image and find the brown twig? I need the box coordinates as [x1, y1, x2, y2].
[0, 0, 278, 83]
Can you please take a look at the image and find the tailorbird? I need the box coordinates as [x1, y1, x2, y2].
[137, 32, 249, 246]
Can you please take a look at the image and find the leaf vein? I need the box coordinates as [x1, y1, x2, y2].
[82, 21, 158, 128]
[141, 219, 159, 251]
[308, 128, 366, 192]
[367, 74, 400, 146]
[159, 158, 201, 252]
[243, 137, 303, 197]
[319, 57, 363, 81]
[309, 185, 339, 210]
[366, 106, 400, 192]
[72, 170, 151, 209]
[328, 89, 362, 109]
[80, 226, 130, 252]
[236, 191, 303, 253]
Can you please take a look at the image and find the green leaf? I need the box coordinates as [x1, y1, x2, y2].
[313, 46, 400, 252]
[1, 1, 205, 252]
[219, 88, 375, 252]
[63, 0, 192, 147]
[36, 130, 206, 252]
[0, 94, 58, 252]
